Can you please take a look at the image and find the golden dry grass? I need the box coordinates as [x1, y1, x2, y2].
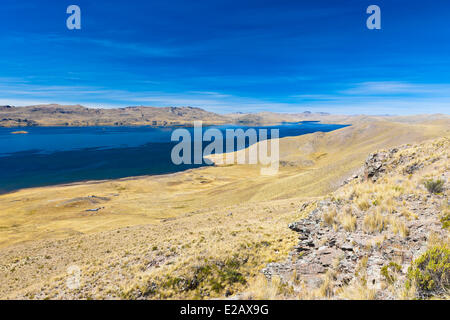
[0, 118, 448, 299]
[2, 119, 444, 248]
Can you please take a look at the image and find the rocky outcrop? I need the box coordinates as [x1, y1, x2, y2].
[263, 138, 449, 299]
[0, 118, 38, 127]
[363, 148, 399, 182]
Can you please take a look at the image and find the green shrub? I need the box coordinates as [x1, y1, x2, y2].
[381, 262, 402, 284]
[424, 179, 444, 194]
[406, 245, 450, 297]
[441, 212, 450, 230]
[159, 257, 247, 297]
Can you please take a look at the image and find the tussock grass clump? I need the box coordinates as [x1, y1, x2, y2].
[337, 256, 376, 300]
[389, 217, 409, 238]
[357, 198, 371, 211]
[401, 209, 417, 220]
[338, 282, 376, 300]
[322, 209, 337, 227]
[339, 212, 357, 232]
[244, 274, 293, 300]
[363, 209, 389, 234]
[424, 179, 444, 194]
[318, 270, 336, 298]
[406, 244, 450, 298]
[323, 207, 357, 232]
[380, 197, 396, 214]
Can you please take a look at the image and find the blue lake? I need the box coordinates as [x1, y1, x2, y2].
[0, 122, 348, 193]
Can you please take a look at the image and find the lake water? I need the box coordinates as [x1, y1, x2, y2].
[0, 122, 348, 193]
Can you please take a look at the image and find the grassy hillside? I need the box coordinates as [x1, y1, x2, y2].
[4, 104, 446, 128]
[0, 117, 448, 299]
[0, 104, 228, 127]
[259, 137, 449, 299]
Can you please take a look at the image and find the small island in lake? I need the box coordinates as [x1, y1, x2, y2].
[11, 130, 29, 134]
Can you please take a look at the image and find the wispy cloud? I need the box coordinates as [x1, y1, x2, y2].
[288, 81, 450, 114]
[187, 91, 232, 98]
[80, 38, 180, 57]
[1, 80, 449, 115]
[341, 81, 450, 96]
[5, 33, 180, 58]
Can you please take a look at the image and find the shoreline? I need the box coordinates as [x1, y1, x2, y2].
[0, 120, 325, 129]
[0, 120, 447, 251]
[0, 122, 349, 195]
[0, 165, 213, 196]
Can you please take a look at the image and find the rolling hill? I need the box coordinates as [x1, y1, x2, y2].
[0, 116, 448, 299]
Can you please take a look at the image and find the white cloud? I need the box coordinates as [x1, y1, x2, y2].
[1, 80, 449, 115]
[341, 81, 450, 96]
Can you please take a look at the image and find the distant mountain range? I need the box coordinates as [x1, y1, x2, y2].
[0, 104, 336, 127]
[1, 104, 448, 127]
[0, 104, 229, 127]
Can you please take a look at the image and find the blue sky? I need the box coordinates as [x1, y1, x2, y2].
[0, 0, 449, 115]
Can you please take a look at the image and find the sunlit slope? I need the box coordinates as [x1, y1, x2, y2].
[0, 104, 228, 127]
[209, 119, 450, 200]
[0, 119, 448, 248]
